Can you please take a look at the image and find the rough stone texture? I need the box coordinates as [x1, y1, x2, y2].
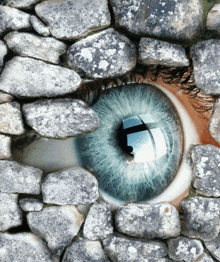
[191, 144, 220, 197]
[0, 40, 7, 67]
[30, 15, 50, 37]
[115, 203, 181, 239]
[0, 193, 22, 231]
[205, 234, 220, 261]
[4, 32, 66, 64]
[196, 252, 216, 262]
[0, 92, 13, 104]
[19, 198, 43, 212]
[35, 0, 111, 40]
[22, 98, 100, 138]
[0, 56, 81, 98]
[207, 4, 220, 35]
[6, 0, 41, 9]
[0, 134, 11, 159]
[209, 99, 220, 144]
[42, 167, 99, 205]
[63, 237, 110, 262]
[83, 202, 113, 240]
[139, 37, 189, 67]
[27, 205, 84, 256]
[110, 0, 203, 42]
[67, 28, 136, 78]
[103, 233, 168, 262]
[181, 196, 220, 241]
[0, 160, 43, 194]
[190, 39, 220, 95]
[0, 102, 25, 135]
[168, 236, 204, 262]
[0, 233, 54, 262]
[0, 6, 31, 35]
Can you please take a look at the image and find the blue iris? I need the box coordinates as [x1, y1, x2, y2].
[73, 83, 183, 203]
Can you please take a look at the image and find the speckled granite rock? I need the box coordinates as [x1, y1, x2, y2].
[181, 196, 220, 241]
[0, 160, 42, 194]
[30, 15, 50, 37]
[0, 40, 7, 67]
[67, 28, 136, 78]
[0, 57, 81, 98]
[191, 144, 220, 197]
[27, 205, 84, 256]
[0, 92, 13, 103]
[6, 0, 41, 9]
[209, 99, 220, 144]
[0, 233, 54, 262]
[63, 237, 110, 262]
[205, 234, 220, 261]
[103, 233, 169, 262]
[207, 4, 220, 35]
[22, 99, 100, 138]
[190, 39, 220, 95]
[0, 102, 25, 135]
[115, 203, 181, 239]
[139, 38, 189, 67]
[35, 0, 111, 40]
[0, 193, 22, 231]
[83, 202, 113, 240]
[168, 236, 204, 262]
[4, 32, 66, 64]
[0, 6, 31, 35]
[110, 0, 203, 42]
[0, 134, 11, 159]
[19, 198, 43, 212]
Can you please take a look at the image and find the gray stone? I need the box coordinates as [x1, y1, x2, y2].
[0, 56, 81, 98]
[0, 6, 31, 35]
[4, 32, 66, 64]
[0, 160, 43, 194]
[83, 202, 113, 240]
[139, 38, 189, 67]
[19, 198, 43, 212]
[0, 102, 25, 135]
[27, 205, 84, 256]
[0, 134, 11, 159]
[110, 0, 203, 43]
[181, 196, 220, 241]
[0, 233, 54, 262]
[115, 203, 181, 239]
[196, 252, 216, 262]
[168, 236, 204, 262]
[42, 167, 99, 205]
[0, 193, 22, 231]
[62, 237, 110, 262]
[0, 40, 7, 67]
[209, 99, 220, 144]
[35, 0, 111, 40]
[30, 15, 50, 37]
[190, 39, 220, 95]
[191, 144, 220, 197]
[0, 91, 13, 104]
[22, 98, 100, 138]
[207, 4, 220, 35]
[205, 234, 220, 261]
[103, 233, 168, 262]
[6, 0, 41, 9]
[68, 28, 136, 78]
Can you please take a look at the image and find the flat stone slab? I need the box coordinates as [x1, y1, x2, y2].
[63, 237, 110, 262]
[42, 167, 99, 205]
[205, 234, 220, 261]
[168, 236, 204, 262]
[110, 0, 203, 42]
[83, 201, 113, 240]
[207, 4, 220, 35]
[35, 0, 111, 40]
[6, 0, 41, 9]
[190, 39, 220, 95]
[0, 134, 11, 159]
[181, 196, 220, 241]
[191, 144, 220, 197]
[0, 40, 7, 67]
[22, 98, 100, 138]
[209, 98, 220, 144]
[30, 15, 50, 37]
[0, 193, 22, 231]
[139, 37, 189, 67]
[0, 102, 25, 135]
[103, 234, 168, 262]
[0, 160, 43, 194]
[115, 203, 181, 239]
[4, 32, 66, 64]
[0, 56, 81, 98]
[0, 233, 54, 262]
[27, 205, 84, 256]
[19, 198, 43, 212]
[0, 6, 31, 35]
[67, 28, 136, 78]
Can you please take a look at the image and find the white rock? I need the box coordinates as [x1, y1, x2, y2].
[0, 134, 11, 159]
[30, 15, 50, 36]
[207, 4, 220, 35]
[19, 198, 43, 212]
[6, 0, 41, 9]
[0, 91, 13, 103]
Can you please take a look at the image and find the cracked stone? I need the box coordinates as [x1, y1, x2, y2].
[30, 15, 50, 37]
[19, 198, 43, 212]
[0, 134, 11, 159]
